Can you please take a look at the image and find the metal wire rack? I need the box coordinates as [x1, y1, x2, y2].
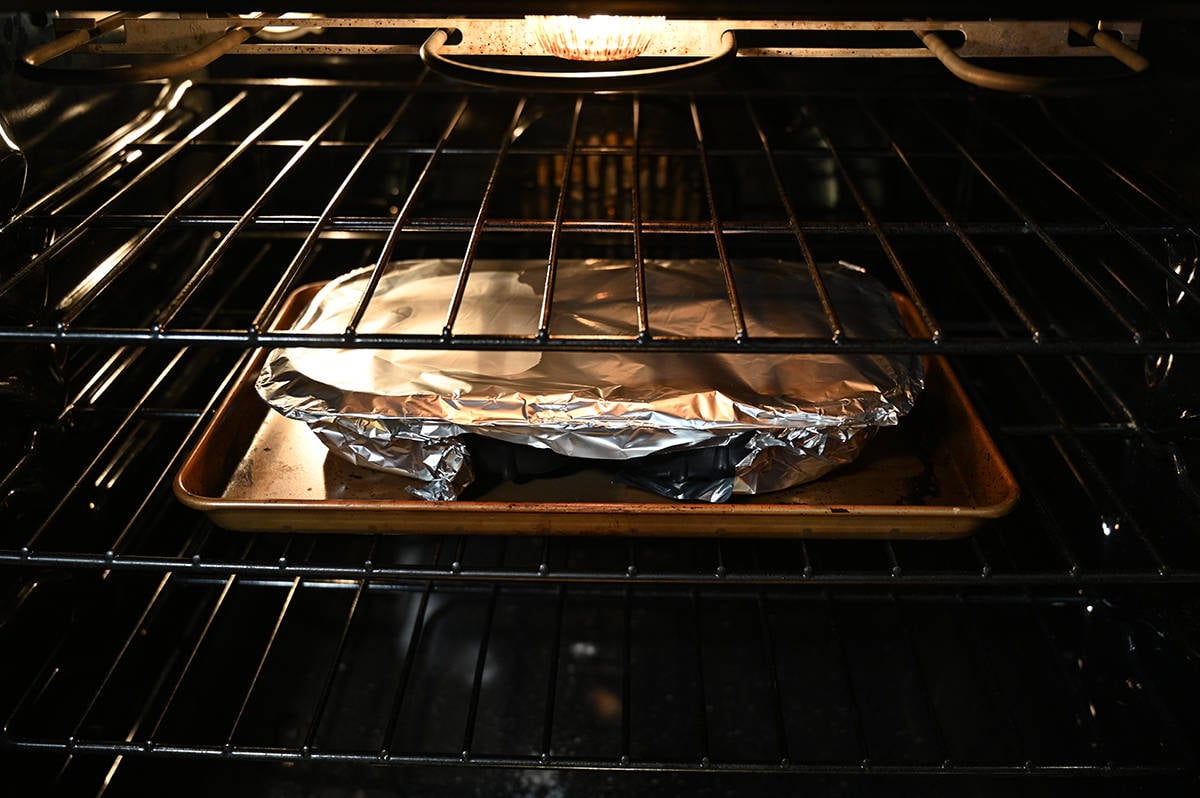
[1, 73, 1198, 354]
[1, 337, 1198, 584]
[1, 571, 1196, 777]
[0, 71, 1198, 585]
[1, 55, 1199, 791]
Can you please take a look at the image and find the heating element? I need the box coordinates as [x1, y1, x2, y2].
[1, 27, 1199, 794]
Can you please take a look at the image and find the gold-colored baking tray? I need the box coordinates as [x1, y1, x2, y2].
[175, 284, 1018, 538]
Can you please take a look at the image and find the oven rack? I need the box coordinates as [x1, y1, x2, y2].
[1, 58, 1199, 795]
[1, 75, 1198, 356]
[2, 73, 1199, 589]
[12, 764, 1193, 798]
[1, 573, 1195, 779]
[1, 337, 1197, 586]
[1, 269, 1197, 584]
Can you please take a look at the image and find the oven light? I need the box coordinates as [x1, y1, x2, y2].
[525, 15, 666, 62]
[239, 12, 324, 41]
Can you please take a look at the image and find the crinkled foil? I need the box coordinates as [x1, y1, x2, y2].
[256, 259, 923, 502]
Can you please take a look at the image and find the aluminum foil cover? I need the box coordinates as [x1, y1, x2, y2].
[256, 259, 923, 502]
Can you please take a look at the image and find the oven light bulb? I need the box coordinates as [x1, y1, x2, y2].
[525, 15, 666, 62]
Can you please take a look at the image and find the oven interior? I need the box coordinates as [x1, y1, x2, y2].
[1, 9, 1200, 795]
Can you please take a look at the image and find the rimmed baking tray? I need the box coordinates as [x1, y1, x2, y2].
[175, 284, 1018, 538]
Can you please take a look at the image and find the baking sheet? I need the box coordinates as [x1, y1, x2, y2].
[174, 283, 1018, 538]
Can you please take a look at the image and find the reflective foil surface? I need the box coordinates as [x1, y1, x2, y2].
[257, 259, 923, 501]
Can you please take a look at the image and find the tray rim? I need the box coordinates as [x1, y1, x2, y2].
[174, 281, 1020, 538]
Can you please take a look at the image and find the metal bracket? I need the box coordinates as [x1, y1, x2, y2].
[72, 16, 1142, 60]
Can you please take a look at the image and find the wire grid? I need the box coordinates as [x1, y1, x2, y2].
[1, 75, 1198, 353]
[2, 331, 1198, 582]
[0, 71, 1198, 783]
[0, 78, 1195, 583]
[0, 570, 1194, 776]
